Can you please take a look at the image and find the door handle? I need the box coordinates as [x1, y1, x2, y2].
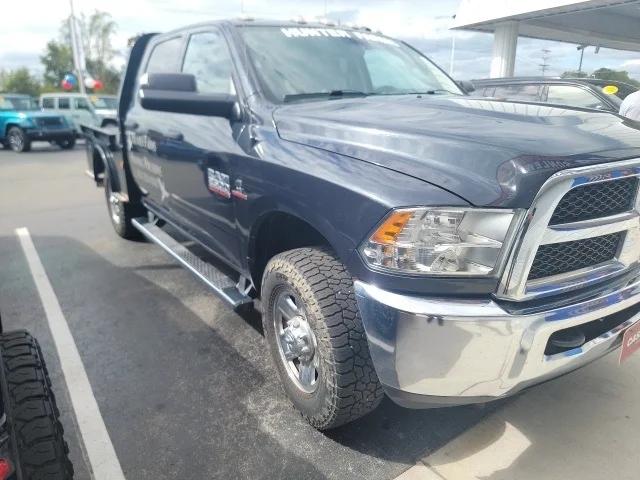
[166, 129, 184, 141]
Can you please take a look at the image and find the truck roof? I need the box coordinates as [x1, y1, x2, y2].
[160, 18, 379, 36]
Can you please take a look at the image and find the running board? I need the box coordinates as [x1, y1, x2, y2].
[131, 217, 252, 310]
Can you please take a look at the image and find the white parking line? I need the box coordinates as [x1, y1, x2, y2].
[16, 227, 126, 480]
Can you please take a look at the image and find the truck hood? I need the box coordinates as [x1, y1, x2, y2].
[273, 96, 640, 207]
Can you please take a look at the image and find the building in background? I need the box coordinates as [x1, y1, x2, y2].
[453, 0, 640, 77]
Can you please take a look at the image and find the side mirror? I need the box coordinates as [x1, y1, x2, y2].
[139, 73, 237, 118]
[457, 80, 476, 94]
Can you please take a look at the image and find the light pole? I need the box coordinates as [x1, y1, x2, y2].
[68, 0, 86, 94]
[577, 45, 587, 73]
[449, 15, 456, 76]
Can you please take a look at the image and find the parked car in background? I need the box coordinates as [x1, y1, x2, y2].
[40, 93, 118, 133]
[0, 94, 76, 152]
[471, 76, 638, 113]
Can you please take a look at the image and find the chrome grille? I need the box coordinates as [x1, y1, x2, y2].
[498, 159, 640, 302]
[528, 232, 623, 280]
[549, 177, 638, 225]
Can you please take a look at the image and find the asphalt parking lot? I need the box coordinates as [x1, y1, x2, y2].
[1, 144, 639, 480]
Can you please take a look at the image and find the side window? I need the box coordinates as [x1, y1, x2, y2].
[182, 31, 234, 94]
[146, 37, 183, 73]
[492, 84, 542, 102]
[74, 97, 91, 110]
[482, 87, 495, 97]
[546, 85, 606, 110]
[42, 98, 55, 108]
[58, 98, 70, 109]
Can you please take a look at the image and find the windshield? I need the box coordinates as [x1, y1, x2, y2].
[0, 95, 38, 111]
[89, 96, 117, 109]
[238, 26, 463, 103]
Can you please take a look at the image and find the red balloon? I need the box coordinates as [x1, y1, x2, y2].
[61, 79, 73, 91]
[93, 80, 104, 90]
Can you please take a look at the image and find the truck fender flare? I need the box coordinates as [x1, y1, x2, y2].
[91, 140, 120, 191]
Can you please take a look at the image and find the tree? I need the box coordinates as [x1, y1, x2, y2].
[0, 68, 42, 97]
[42, 10, 120, 93]
[561, 70, 588, 78]
[40, 40, 74, 89]
[591, 68, 640, 87]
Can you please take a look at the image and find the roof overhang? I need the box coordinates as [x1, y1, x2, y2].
[453, 0, 640, 52]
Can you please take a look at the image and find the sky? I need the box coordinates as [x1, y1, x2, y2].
[3, 0, 640, 81]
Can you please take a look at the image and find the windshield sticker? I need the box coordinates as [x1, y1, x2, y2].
[280, 27, 397, 45]
[602, 85, 619, 95]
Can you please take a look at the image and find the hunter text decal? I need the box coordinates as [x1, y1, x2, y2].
[280, 27, 397, 45]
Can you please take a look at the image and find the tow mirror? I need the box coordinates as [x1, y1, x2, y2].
[139, 73, 237, 118]
[457, 80, 476, 94]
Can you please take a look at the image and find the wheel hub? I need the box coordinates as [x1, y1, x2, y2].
[273, 291, 319, 393]
[281, 316, 315, 363]
[108, 192, 122, 224]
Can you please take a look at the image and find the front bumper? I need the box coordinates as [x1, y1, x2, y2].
[25, 128, 75, 142]
[355, 272, 640, 408]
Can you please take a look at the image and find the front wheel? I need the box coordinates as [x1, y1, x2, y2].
[57, 138, 76, 150]
[7, 127, 30, 152]
[262, 247, 383, 430]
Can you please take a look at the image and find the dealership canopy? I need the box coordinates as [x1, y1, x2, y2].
[453, 0, 640, 77]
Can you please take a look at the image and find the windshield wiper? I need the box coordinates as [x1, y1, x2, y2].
[283, 90, 370, 103]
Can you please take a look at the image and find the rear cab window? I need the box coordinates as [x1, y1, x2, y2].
[492, 84, 542, 102]
[546, 85, 607, 110]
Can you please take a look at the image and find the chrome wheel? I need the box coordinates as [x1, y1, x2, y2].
[108, 192, 123, 225]
[273, 290, 319, 394]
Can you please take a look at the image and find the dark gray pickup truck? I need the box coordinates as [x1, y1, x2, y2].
[83, 19, 640, 430]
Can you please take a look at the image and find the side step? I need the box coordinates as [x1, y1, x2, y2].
[132, 217, 252, 310]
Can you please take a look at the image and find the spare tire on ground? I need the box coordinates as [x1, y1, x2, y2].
[0, 330, 73, 479]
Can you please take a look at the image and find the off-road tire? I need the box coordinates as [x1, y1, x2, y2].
[7, 127, 31, 153]
[104, 169, 140, 240]
[56, 138, 76, 150]
[0, 331, 73, 479]
[262, 247, 383, 430]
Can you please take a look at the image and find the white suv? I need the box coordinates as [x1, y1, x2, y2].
[39, 93, 117, 133]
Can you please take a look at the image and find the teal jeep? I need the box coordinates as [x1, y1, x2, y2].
[0, 94, 76, 152]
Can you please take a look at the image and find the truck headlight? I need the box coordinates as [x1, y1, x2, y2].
[360, 208, 520, 276]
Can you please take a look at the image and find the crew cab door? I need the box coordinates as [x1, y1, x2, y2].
[124, 34, 186, 213]
[160, 28, 243, 267]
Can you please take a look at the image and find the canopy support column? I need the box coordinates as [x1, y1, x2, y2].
[490, 21, 519, 78]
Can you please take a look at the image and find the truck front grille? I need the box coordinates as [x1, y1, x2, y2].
[497, 159, 640, 301]
[528, 232, 623, 280]
[549, 177, 638, 225]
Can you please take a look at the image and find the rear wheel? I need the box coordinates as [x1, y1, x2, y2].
[56, 138, 76, 150]
[104, 169, 140, 239]
[262, 247, 383, 430]
[7, 127, 30, 153]
[0, 331, 73, 479]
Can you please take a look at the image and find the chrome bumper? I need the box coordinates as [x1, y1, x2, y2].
[354, 274, 640, 408]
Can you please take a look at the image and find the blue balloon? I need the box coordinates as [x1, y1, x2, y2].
[63, 73, 77, 86]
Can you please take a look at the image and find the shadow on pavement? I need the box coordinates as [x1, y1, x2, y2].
[3, 234, 494, 479]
